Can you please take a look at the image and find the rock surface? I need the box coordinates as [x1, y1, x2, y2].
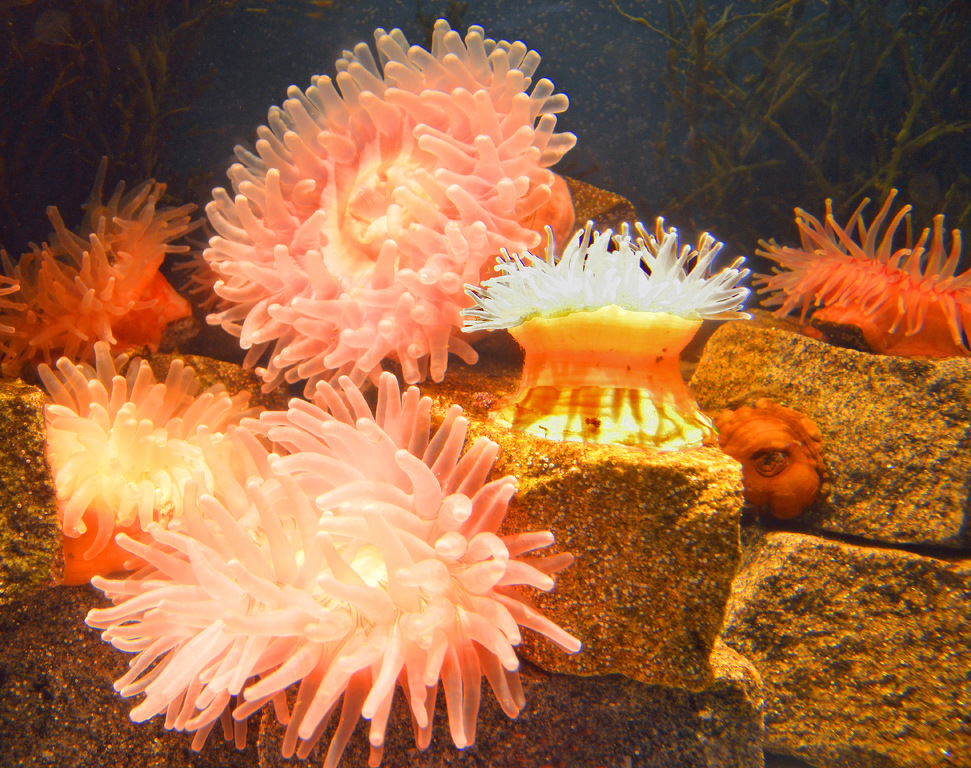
[721, 531, 970, 768]
[420, 339, 745, 691]
[565, 176, 637, 233]
[691, 318, 971, 548]
[0, 381, 61, 601]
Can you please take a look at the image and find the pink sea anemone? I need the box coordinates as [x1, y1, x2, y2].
[204, 19, 576, 393]
[0, 160, 199, 369]
[756, 190, 970, 357]
[41, 342, 252, 584]
[86, 372, 580, 766]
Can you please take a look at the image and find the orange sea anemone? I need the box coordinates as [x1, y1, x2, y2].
[0, 275, 25, 335]
[756, 190, 970, 357]
[713, 399, 828, 520]
[464, 220, 750, 449]
[204, 20, 576, 394]
[0, 160, 199, 370]
[86, 372, 579, 767]
[40, 342, 252, 585]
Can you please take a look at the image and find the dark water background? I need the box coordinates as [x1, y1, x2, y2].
[163, 0, 664, 207]
[1, 0, 969, 272]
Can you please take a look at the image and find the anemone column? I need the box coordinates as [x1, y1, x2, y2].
[502, 305, 712, 448]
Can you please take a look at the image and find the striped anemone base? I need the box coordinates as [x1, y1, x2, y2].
[497, 306, 715, 449]
[496, 383, 715, 448]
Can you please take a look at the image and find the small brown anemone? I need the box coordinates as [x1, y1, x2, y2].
[713, 398, 828, 519]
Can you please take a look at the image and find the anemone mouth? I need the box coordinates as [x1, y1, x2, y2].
[751, 448, 790, 478]
[342, 169, 393, 247]
[334, 154, 426, 278]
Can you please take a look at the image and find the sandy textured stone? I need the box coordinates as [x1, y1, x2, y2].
[566, 176, 637, 232]
[721, 531, 971, 768]
[691, 319, 971, 548]
[0, 381, 61, 601]
[0, 585, 259, 768]
[257, 639, 765, 768]
[419, 337, 744, 691]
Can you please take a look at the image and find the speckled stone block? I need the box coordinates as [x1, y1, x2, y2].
[721, 531, 971, 768]
[691, 319, 971, 548]
[0, 381, 61, 601]
[419, 339, 745, 691]
[144, 351, 291, 411]
[565, 176, 637, 232]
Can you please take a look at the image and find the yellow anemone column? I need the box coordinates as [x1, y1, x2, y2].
[500, 305, 712, 448]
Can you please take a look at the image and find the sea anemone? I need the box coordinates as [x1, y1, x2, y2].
[86, 372, 580, 766]
[0, 275, 25, 335]
[463, 220, 750, 448]
[0, 160, 199, 369]
[204, 19, 576, 394]
[756, 190, 971, 357]
[41, 342, 252, 584]
[712, 399, 828, 520]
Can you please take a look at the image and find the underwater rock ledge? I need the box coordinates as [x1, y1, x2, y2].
[721, 531, 970, 768]
[418, 337, 745, 692]
[691, 315, 971, 768]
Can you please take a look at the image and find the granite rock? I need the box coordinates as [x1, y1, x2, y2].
[419, 339, 745, 691]
[0, 381, 61, 601]
[720, 531, 971, 768]
[690, 319, 971, 548]
[143, 351, 290, 411]
[565, 176, 637, 233]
